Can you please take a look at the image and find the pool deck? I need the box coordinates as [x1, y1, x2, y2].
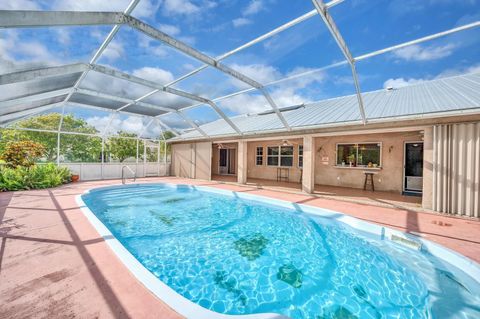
[1, 176, 479, 319]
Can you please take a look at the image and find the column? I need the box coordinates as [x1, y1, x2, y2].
[302, 136, 315, 193]
[422, 126, 433, 210]
[237, 141, 248, 184]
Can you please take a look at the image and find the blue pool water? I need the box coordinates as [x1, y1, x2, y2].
[82, 184, 480, 319]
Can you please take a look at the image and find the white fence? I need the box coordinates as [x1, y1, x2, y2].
[59, 162, 171, 181]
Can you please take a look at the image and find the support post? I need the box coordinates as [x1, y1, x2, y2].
[101, 137, 105, 179]
[136, 138, 139, 177]
[157, 139, 161, 176]
[422, 126, 433, 209]
[56, 105, 66, 165]
[302, 136, 316, 193]
[237, 140, 248, 184]
[143, 139, 147, 177]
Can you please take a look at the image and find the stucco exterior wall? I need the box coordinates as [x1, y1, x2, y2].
[195, 142, 212, 180]
[314, 131, 423, 193]
[172, 143, 193, 178]
[247, 138, 303, 183]
[172, 141, 212, 180]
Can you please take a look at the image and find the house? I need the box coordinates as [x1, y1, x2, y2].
[170, 72, 480, 217]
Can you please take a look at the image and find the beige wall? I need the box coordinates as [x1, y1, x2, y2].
[314, 131, 423, 192]
[211, 143, 237, 176]
[195, 142, 212, 180]
[172, 143, 193, 178]
[247, 138, 303, 183]
[171, 142, 212, 180]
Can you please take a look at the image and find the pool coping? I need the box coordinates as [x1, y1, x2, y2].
[76, 182, 480, 319]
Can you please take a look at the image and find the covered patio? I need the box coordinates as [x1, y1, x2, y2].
[212, 174, 422, 212]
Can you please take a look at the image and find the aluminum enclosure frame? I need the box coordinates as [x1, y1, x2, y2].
[0, 3, 479, 141]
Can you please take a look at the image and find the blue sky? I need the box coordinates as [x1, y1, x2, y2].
[0, 0, 479, 134]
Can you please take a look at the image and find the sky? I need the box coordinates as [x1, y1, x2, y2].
[0, 0, 479, 136]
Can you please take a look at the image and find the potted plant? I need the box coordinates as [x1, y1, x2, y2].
[71, 173, 80, 182]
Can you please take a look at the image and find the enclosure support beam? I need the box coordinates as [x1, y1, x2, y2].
[0, 88, 72, 110]
[176, 110, 209, 138]
[91, 64, 243, 135]
[75, 88, 177, 113]
[0, 63, 88, 85]
[164, 0, 344, 88]
[0, 103, 64, 125]
[61, 0, 140, 113]
[156, 119, 180, 137]
[163, 21, 480, 114]
[56, 105, 66, 165]
[311, 0, 367, 124]
[125, 16, 290, 130]
[0, 11, 125, 28]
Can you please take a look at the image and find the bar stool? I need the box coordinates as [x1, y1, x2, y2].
[363, 171, 376, 191]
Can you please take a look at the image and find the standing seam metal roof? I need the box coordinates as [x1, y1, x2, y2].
[176, 72, 480, 140]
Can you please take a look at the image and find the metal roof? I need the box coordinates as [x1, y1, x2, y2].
[176, 72, 480, 140]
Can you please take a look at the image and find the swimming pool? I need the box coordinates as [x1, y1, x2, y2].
[79, 183, 480, 319]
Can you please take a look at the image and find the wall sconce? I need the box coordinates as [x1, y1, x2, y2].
[217, 143, 224, 149]
[389, 145, 394, 153]
[317, 146, 323, 153]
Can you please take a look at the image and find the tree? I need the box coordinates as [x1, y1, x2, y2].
[107, 131, 138, 162]
[1, 113, 102, 162]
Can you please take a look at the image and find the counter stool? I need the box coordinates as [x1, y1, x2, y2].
[363, 171, 376, 191]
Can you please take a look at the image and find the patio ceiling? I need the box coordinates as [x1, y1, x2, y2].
[0, 0, 479, 140]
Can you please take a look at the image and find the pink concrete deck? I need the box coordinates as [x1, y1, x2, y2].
[1, 177, 479, 318]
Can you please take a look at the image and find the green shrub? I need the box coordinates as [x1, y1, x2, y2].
[1, 140, 45, 168]
[0, 163, 71, 191]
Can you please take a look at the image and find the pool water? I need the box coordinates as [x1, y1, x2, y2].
[82, 184, 480, 319]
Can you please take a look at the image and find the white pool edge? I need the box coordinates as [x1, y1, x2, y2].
[76, 182, 480, 319]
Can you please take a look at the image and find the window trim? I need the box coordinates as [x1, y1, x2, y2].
[267, 145, 294, 168]
[298, 144, 303, 168]
[255, 146, 263, 166]
[335, 142, 382, 167]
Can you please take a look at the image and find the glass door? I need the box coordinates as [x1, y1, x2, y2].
[404, 142, 423, 193]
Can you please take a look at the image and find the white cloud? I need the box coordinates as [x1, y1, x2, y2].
[0, 0, 40, 9]
[51, 0, 158, 18]
[383, 77, 426, 89]
[229, 63, 282, 88]
[102, 41, 125, 61]
[86, 114, 162, 137]
[132, 67, 175, 84]
[244, 0, 263, 15]
[435, 63, 480, 78]
[158, 24, 181, 36]
[215, 64, 326, 114]
[393, 44, 455, 62]
[55, 29, 71, 46]
[232, 18, 252, 28]
[162, 0, 200, 15]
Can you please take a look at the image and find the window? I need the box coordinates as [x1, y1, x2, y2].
[336, 143, 381, 167]
[267, 146, 279, 166]
[298, 145, 303, 168]
[267, 146, 294, 167]
[256, 146, 263, 165]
